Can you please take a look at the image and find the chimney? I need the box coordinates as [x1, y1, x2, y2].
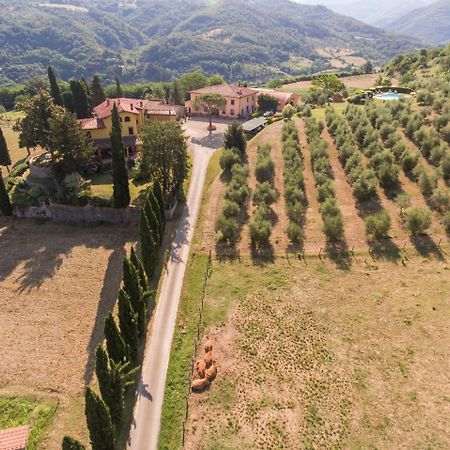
[130, 103, 134, 110]
[140, 101, 143, 108]
[106, 99, 110, 106]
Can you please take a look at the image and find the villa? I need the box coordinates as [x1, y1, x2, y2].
[185, 84, 299, 118]
[185, 84, 258, 119]
[78, 98, 184, 159]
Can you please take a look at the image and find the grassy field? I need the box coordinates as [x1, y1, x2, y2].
[0, 122, 32, 168]
[0, 396, 58, 449]
[0, 219, 137, 448]
[159, 109, 450, 449]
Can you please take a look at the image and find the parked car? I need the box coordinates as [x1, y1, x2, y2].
[263, 110, 274, 117]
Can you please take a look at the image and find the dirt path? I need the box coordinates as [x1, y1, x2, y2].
[321, 127, 367, 246]
[295, 117, 326, 252]
[129, 143, 217, 450]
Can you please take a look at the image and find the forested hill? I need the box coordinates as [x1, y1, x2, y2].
[384, 0, 450, 45]
[0, 0, 423, 85]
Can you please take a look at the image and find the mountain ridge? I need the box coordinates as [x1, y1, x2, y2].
[0, 0, 424, 85]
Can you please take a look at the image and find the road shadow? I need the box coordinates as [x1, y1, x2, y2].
[191, 133, 224, 149]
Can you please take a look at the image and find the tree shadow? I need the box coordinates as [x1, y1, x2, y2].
[369, 238, 402, 262]
[410, 235, 446, 260]
[325, 240, 352, 271]
[250, 243, 275, 266]
[83, 246, 126, 384]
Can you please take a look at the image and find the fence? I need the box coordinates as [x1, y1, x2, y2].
[181, 251, 212, 446]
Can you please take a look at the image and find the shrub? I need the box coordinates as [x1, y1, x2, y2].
[401, 150, 419, 173]
[430, 144, 446, 166]
[405, 207, 432, 236]
[286, 201, 303, 223]
[56, 173, 91, 206]
[429, 189, 449, 212]
[352, 170, 378, 201]
[365, 210, 391, 240]
[89, 195, 113, 208]
[443, 211, 450, 234]
[322, 213, 344, 242]
[377, 162, 400, 188]
[215, 214, 238, 244]
[220, 147, 241, 172]
[222, 200, 240, 218]
[440, 154, 450, 181]
[287, 222, 303, 244]
[255, 157, 275, 182]
[225, 184, 249, 204]
[418, 171, 437, 198]
[282, 104, 295, 119]
[320, 197, 340, 217]
[249, 206, 272, 248]
[253, 181, 277, 206]
[317, 181, 335, 203]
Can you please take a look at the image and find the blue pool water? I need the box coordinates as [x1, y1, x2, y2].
[374, 93, 403, 101]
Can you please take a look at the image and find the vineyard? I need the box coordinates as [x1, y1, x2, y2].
[210, 102, 449, 257]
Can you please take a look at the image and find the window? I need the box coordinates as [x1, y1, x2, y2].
[119, 118, 123, 122]
[231, 99, 235, 105]
[128, 127, 134, 135]
[136, 120, 139, 125]
[247, 97, 249, 103]
[125, 116, 131, 122]
[230, 109, 235, 115]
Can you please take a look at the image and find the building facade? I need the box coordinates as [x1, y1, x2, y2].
[78, 98, 184, 159]
[185, 84, 258, 119]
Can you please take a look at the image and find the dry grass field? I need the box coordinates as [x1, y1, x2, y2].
[183, 254, 450, 450]
[0, 218, 137, 448]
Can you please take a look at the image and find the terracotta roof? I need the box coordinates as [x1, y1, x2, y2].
[255, 89, 297, 104]
[92, 98, 179, 120]
[78, 117, 106, 130]
[190, 84, 255, 98]
[0, 425, 29, 450]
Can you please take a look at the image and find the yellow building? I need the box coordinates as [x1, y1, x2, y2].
[79, 98, 184, 159]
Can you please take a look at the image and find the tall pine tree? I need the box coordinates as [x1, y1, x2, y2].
[0, 170, 12, 217]
[117, 289, 139, 364]
[104, 312, 128, 365]
[84, 387, 115, 450]
[0, 127, 11, 172]
[115, 77, 124, 98]
[70, 80, 91, 119]
[61, 436, 85, 450]
[110, 105, 131, 208]
[139, 209, 158, 279]
[130, 246, 148, 293]
[91, 75, 106, 107]
[144, 195, 160, 245]
[153, 181, 166, 230]
[122, 256, 146, 338]
[47, 66, 63, 106]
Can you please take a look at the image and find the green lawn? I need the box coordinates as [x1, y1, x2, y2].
[89, 171, 152, 202]
[311, 102, 348, 120]
[0, 396, 58, 449]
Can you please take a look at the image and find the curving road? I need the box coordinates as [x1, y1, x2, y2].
[128, 121, 224, 450]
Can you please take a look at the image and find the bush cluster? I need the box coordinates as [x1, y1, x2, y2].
[250, 143, 276, 248]
[305, 117, 344, 242]
[326, 108, 377, 202]
[216, 124, 249, 244]
[281, 120, 305, 243]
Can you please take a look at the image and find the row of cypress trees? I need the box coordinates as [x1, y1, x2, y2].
[62, 184, 165, 450]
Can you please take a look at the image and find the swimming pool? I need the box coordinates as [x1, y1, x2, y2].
[374, 93, 405, 101]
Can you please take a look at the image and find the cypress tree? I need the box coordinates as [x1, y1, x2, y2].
[0, 128, 11, 172]
[153, 181, 166, 229]
[91, 75, 106, 107]
[84, 387, 115, 450]
[147, 190, 164, 242]
[117, 289, 139, 364]
[107, 361, 125, 432]
[115, 77, 124, 98]
[62, 91, 74, 113]
[130, 246, 148, 293]
[110, 105, 131, 208]
[144, 195, 160, 245]
[47, 66, 63, 106]
[122, 256, 146, 338]
[0, 170, 12, 217]
[70, 80, 91, 119]
[95, 345, 112, 415]
[104, 312, 127, 365]
[140, 209, 158, 279]
[81, 77, 92, 109]
[61, 436, 85, 450]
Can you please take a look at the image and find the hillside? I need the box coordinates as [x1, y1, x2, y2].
[384, 0, 450, 45]
[0, 0, 423, 85]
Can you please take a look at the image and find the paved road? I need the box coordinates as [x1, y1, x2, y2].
[128, 138, 217, 450]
